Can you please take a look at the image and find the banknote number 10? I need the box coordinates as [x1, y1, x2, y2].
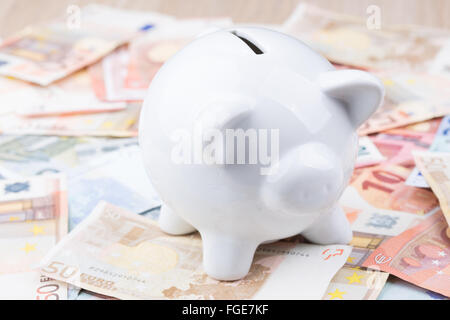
[362, 170, 405, 194]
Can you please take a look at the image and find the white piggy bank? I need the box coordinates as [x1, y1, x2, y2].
[139, 27, 384, 280]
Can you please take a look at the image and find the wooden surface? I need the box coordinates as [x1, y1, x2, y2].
[0, 0, 450, 38]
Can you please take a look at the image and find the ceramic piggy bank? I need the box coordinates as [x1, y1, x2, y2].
[139, 27, 384, 280]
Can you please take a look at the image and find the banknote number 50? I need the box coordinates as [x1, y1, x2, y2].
[42, 261, 79, 279]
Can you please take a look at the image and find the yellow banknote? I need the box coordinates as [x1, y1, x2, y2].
[323, 267, 388, 300]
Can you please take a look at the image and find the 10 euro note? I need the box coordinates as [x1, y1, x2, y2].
[413, 151, 450, 236]
[0, 175, 68, 299]
[358, 72, 450, 135]
[363, 210, 450, 297]
[339, 163, 439, 267]
[39, 201, 351, 300]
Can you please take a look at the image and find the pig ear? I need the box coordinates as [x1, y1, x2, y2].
[318, 69, 384, 128]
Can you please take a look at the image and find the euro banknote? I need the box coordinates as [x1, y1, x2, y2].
[406, 116, 450, 187]
[370, 118, 440, 168]
[340, 163, 439, 267]
[0, 4, 173, 85]
[283, 3, 450, 72]
[0, 135, 82, 176]
[378, 276, 447, 300]
[68, 145, 160, 230]
[363, 210, 450, 297]
[413, 151, 450, 235]
[0, 175, 68, 299]
[0, 70, 125, 117]
[90, 18, 232, 102]
[39, 201, 351, 300]
[0, 103, 141, 137]
[355, 136, 385, 168]
[322, 267, 388, 300]
[358, 73, 450, 135]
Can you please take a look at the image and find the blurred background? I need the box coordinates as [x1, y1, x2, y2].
[1, 0, 450, 37]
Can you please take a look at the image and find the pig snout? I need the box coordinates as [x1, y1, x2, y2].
[261, 142, 344, 214]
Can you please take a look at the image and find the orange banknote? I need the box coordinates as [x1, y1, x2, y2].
[371, 118, 441, 167]
[350, 164, 438, 215]
[363, 211, 450, 297]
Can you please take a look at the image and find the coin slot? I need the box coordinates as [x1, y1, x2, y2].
[230, 31, 264, 55]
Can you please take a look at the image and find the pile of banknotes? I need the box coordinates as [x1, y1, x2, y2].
[0, 3, 449, 300]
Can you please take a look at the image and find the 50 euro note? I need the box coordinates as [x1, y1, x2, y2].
[0, 4, 173, 86]
[363, 210, 450, 297]
[0, 103, 141, 137]
[323, 267, 388, 300]
[39, 201, 351, 300]
[0, 175, 68, 299]
[413, 151, 450, 236]
[283, 3, 450, 72]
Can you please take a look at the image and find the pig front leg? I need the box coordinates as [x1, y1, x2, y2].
[301, 205, 352, 245]
[201, 231, 259, 281]
[158, 204, 196, 235]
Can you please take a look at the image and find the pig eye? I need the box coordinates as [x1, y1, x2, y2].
[230, 30, 264, 55]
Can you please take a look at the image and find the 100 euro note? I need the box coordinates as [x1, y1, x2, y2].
[0, 175, 68, 299]
[0, 4, 173, 85]
[39, 201, 351, 300]
[413, 151, 450, 236]
[363, 210, 450, 297]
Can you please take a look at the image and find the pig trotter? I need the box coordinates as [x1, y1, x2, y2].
[301, 206, 352, 245]
[158, 204, 196, 235]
